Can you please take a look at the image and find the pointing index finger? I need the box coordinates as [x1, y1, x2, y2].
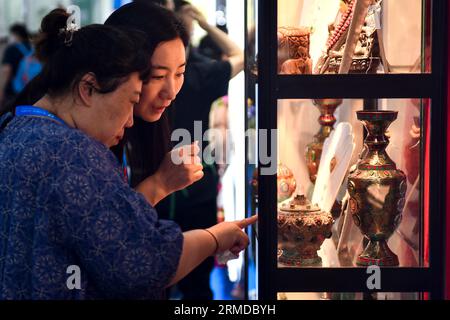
[236, 215, 258, 229]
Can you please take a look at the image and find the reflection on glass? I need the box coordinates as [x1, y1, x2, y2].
[277, 98, 427, 268]
[246, 0, 257, 76]
[277, 0, 431, 74]
[277, 292, 423, 300]
[245, 0, 259, 300]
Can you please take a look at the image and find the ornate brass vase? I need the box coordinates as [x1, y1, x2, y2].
[305, 99, 343, 183]
[347, 111, 407, 266]
[278, 194, 333, 266]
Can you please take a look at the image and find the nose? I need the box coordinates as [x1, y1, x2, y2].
[161, 77, 177, 101]
[125, 112, 134, 128]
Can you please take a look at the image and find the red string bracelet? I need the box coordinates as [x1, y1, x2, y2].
[204, 229, 219, 255]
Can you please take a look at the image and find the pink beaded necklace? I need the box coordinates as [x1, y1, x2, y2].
[326, 0, 355, 51]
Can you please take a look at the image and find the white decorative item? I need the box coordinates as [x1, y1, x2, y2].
[312, 122, 355, 213]
[66, 5, 81, 32]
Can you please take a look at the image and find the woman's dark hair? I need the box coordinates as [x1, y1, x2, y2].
[6, 8, 151, 114]
[106, 2, 189, 187]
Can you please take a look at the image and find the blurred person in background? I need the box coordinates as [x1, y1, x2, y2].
[198, 25, 229, 61]
[0, 24, 31, 111]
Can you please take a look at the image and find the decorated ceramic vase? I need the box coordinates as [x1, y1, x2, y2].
[277, 163, 297, 203]
[278, 194, 333, 266]
[347, 110, 407, 266]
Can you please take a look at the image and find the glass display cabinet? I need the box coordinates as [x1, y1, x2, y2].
[245, 0, 448, 300]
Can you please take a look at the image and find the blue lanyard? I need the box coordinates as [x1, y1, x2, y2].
[15, 106, 67, 127]
[122, 145, 130, 185]
[16, 106, 131, 184]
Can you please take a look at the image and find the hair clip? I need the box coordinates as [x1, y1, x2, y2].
[59, 23, 79, 47]
[61, 6, 81, 47]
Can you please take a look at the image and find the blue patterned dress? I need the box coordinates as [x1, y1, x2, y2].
[0, 111, 183, 299]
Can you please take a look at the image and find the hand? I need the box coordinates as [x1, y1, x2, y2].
[155, 142, 204, 195]
[206, 215, 258, 255]
[185, 5, 209, 30]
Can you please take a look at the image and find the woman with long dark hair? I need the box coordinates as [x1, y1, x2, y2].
[106, 2, 205, 206]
